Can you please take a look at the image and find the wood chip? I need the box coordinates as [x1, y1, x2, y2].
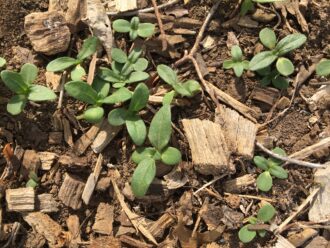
[66, 215, 81, 244]
[288, 228, 318, 247]
[223, 174, 256, 193]
[24, 11, 71, 55]
[289, 137, 330, 161]
[36, 194, 59, 213]
[62, 118, 74, 147]
[252, 8, 276, 23]
[6, 188, 35, 212]
[251, 86, 280, 106]
[38, 152, 58, 170]
[65, 0, 86, 32]
[148, 213, 175, 238]
[92, 202, 114, 235]
[273, 235, 295, 248]
[305, 236, 329, 248]
[91, 122, 122, 153]
[48, 131, 63, 145]
[115, 0, 137, 12]
[58, 173, 85, 210]
[22, 150, 41, 178]
[89, 236, 121, 248]
[58, 154, 88, 168]
[308, 85, 330, 111]
[45, 72, 61, 92]
[120, 235, 153, 248]
[182, 119, 234, 176]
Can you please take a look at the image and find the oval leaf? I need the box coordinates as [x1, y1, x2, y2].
[272, 75, 289, 89]
[126, 115, 147, 146]
[92, 77, 110, 98]
[111, 48, 128, 64]
[133, 58, 149, 71]
[275, 33, 307, 56]
[131, 158, 156, 197]
[269, 147, 287, 164]
[161, 146, 182, 165]
[128, 47, 143, 64]
[157, 64, 178, 85]
[253, 156, 269, 171]
[71, 65, 86, 81]
[233, 63, 244, 77]
[20, 63, 38, 85]
[249, 51, 278, 71]
[316, 59, 330, 77]
[182, 80, 201, 97]
[64, 81, 98, 104]
[223, 60, 235, 69]
[238, 225, 257, 243]
[137, 23, 155, 38]
[101, 87, 132, 104]
[126, 71, 149, 84]
[46, 57, 79, 72]
[132, 147, 157, 164]
[231, 45, 243, 61]
[163, 91, 175, 105]
[257, 171, 273, 192]
[276, 57, 294, 76]
[257, 203, 276, 222]
[98, 67, 122, 83]
[259, 28, 277, 49]
[7, 95, 27, 115]
[108, 108, 127, 126]
[113, 19, 131, 33]
[1, 71, 29, 94]
[129, 83, 149, 112]
[269, 164, 288, 179]
[82, 106, 104, 123]
[28, 85, 57, 101]
[77, 36, 99, 61]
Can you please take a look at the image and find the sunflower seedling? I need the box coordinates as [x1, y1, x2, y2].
[64, 78, 132, 123]
[249, 28, 306, 78]
[256, 66, 290, 89]
[130, 96, 182, 197]
[46, 36, 99, 73]
[254, 147, 288, 192]
[0, 63, 57, 115]
[98, 47, 149, 88]
[26, 171, 40, 189]
[223, 45, 249, 77]
[108, 83, 149, 145]
[238, 203, 276, 243]
[316, 59, 330, 77]
[113, 16, 155, 40]
[157, 64, 201, 97]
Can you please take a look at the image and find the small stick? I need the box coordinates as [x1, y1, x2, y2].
[151, 0, 168, 51]
[194, 175, 226, 195]
[224, 192, 276, 203]
[87, 53, 97, 85]
[57, 71, 68, 109]
[310, 80, 330, 86]
[256, 142, 325, 169]
[248, 224, 270, 231]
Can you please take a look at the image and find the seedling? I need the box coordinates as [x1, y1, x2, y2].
[26, 171, 40, 189]
[240, 0, 284, 16]
[130, 96, 182, 197]
[64, 78, 132, 123]
[249, 28, 306, 76]
[0, 57, 6, 68]
[46, 36, 99, 73]
[113, 17, 155, 40]
[256, 66, 290, 89]
[223, 45, 249, 77]
[98, 47, 149, 88]
[254, 147, 288, 192]
[0, 63, 56, 115]
[108, 83, 149, 145]
[316, 59, 330, 77]
[157, 64, 201, 97]
[239, 203, 276, 243]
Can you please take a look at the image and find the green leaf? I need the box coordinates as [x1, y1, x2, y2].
[113, 19, 131, 33]
[98, 67, 122, 83]
[182, 80, 201, 96]
[275, 33, 307, 56]
[7, 95, 27, 115]
[242, 60, 250, 70]
[101, 87, 132, 104]
[129, 83, 149, 112]
[133, 58, 148, 71]
[126, 115, 147, 146]
[253, 156, 269, 171]
[29, 171, 39, 182]
[272, 147, 287, 157]
[248, 217, 258, 224]
[131, 17, 140, 29]
[77, 36, 99, 61]
[137, 23, 155, 38]
[28, 85, 57, 101]
[1, 71, 29, 94]
[112, 61, 124, 74]
[223, 60, 235, 69]
[249, 51, 278, 71]
[257, 66, 272, 76]
[269, 164, 288, 179]
[259, 28, 277, 50]
[240, 0, 254, 16]
[258, 230, 267, 237]
[316, 59, 330, 77]
[20, 63, 38, 85]
[128, 47, 143, 64]
[111, 48, 128, 64]
[233, 63, 244, 77]
[157, 64, 178, 85]
[132, 147, 157, 164]
[71, 65, 86, 81]
[126, 71, 149, 84]
[46, 57, 79, 72]
[276, 57, 294, 76]
[148, 105, 172, 151]
[0, 57, 6, 68]
[163, 91, 175, 105]
[108, 108, 127, 126]
[26, 179, 38, 188]
[272, 75, 289, 89]
[238, 225, 257, 243]
[81, 106, 104, 123]
[257, 171, 273, 192]
[92, 77, 110, 98]
[161, 146, 182, 165]
[231, 45, 243, 62]
[129, 29, 139, 40]
[113, 82, 126, 88]
[260, 76, 272, 86]
[64, 81, 98, 104]
[257, 203, 276, 222]
[131, 158, 156, 197]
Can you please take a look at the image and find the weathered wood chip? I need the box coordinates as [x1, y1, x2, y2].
[91, 122, 122, 153]
[22, 150, 41, 178]
[305, 236, 328, 248]
[62, 117, 74, 147]
[250, 87, 280, 106]
[223, 174, 256, 193]
[58, 173, 85, 210]
[287, 228, 318, 247]
[45, 72, 61, 92]
[48, 131, 63, 145]
[37, 193, 59, 213]
[66, 215, 82, 245]
[89, 236, 121, 248]
[6, 188, 35, 212]
[148, 213, 175, 238]
[115, 0, 137, 12]
[38, 152, 58, 170]
[92, 202, 114, 235]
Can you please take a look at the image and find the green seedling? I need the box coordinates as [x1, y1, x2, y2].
[0, 57, 6, 68]
[316, 59, 330, 77]
[0, 63, 56, 115]
[254, 147, 288, 192]
[64, 78, 132, 123]
[249, 28, 306, 76]
[108, 83, 149, 145]
[240, 0, 284, 16]
[256, 66, 289, 89]
[157, 64, 201, 97]
[223, 45, 249, 77]
[26, 171, 40, 189]
[46, 36, 99, 73]
[113, 16, 155, 40]
[130, 96, 182, 197]
[98, 47, 149, 88]
[239, 203, 276, 243]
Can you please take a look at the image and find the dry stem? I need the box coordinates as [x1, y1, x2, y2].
[151, 0, 167, 51]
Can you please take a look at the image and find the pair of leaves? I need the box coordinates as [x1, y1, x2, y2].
[316, 59, 330, 77]
[47, 36, 99, 72]
[257, 67, 290, 89]
[223, 45, 250, 77]
[108, 83, 149, 145]
[113, 17, 155, 40]
[157, 65, 201, 97]
[1, 64, 56, 115]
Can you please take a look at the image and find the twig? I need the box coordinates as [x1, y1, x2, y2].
[310, 80, 330, 86]
[87, 53, 97, 85]
[192, 198, 209, 238]
[57, 71, 68, 109]
[107, 0, 180, 17]
[151, 0, 167, 51]
[275, 187, 320, 234]
[256, 142, 325, 169]
[224, 192, 276, 203]
[194, 175, 226, 195]
[248, 224, 270, 231]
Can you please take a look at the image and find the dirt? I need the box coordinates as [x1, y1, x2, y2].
[0, 0, 329, 247]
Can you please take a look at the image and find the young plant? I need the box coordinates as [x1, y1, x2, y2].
[316, 59, 330, 77]
[0, 63, 57, 115]
[223, 45, 249, 77]
[64, 78, 132, 123]
[249, 28, 306, 76]
[26, 171, 40, 189]
[0, 57, 6, 68]
[256, 66, 290, 89]
[239, 203, 276, 243]
[113, 17, 155, 40]
[130, 95, 182, 197]
[108, 83, 149, 145]
[46, 36, 99, 73]
[240, 0, 285, 16]
[157, 64, 201, 97]
[254, 147, 288, 192]
[98, 47, 149, 88]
